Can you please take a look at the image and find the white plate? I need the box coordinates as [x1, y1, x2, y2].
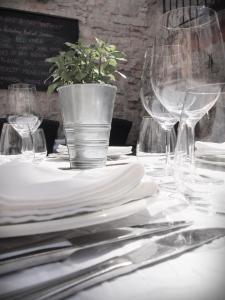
[107, 146, 132, 159]
[197, 154, 225, 163]
[196, 155, 225, 171]
[52, 146, 133, 161]
[49, 153, 132, 161]
[48, 153, 69, 160]
[0, 199, 147, 238]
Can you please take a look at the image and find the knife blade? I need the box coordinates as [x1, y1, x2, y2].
[2, 227, 225, 300]
[0, 220, 191, 275]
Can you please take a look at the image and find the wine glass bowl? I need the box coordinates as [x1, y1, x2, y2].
[152, 6, 225, 118]
[182, 83, 221, 125]
[150, 42, 186, 118]
[8, 83, 41, 135]
[7, 83, 41, 159]
[140, 49, 178, 129]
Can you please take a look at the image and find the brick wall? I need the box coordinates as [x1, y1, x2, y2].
[0, 0, 162, 144]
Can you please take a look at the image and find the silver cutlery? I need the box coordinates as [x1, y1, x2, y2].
[0, 220, 191, 275]
[2, 227, 225, 300]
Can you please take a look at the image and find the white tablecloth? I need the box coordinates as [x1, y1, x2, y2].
[1, 206, 224, 300]
[71, 238, 225, 300]
[66, 207, 225, 300]
[1, 156, 225, 300]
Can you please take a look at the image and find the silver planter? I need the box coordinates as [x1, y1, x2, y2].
[57, 83, 117, 169]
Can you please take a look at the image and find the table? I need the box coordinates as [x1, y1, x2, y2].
[1, 156, 225, 300]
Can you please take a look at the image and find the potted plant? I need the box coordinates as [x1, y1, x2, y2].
[46, 38, 126, 169]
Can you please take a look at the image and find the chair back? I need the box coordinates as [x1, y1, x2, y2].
[109, 118, 132, 146]
[0, 118, 7, 137]
[39, 119, 59, 154]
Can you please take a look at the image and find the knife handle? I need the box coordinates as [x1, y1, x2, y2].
[0, 247, 75, 276]
[3, 257, 134, 300]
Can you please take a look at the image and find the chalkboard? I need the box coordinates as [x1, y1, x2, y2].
[0, 7, 79, 91]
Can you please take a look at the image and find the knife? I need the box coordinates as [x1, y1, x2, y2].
[0, 220, 191, 275]
[2, 227, 225, 300]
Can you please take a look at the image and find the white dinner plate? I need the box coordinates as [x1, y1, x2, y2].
[196, 154, 225, 171]
[0, 199, 147, 238]
[196, 153, 225, 162]
[51, 146, 132, 161]
[107, 146, 132, 159]
[47, 153, 69, 160]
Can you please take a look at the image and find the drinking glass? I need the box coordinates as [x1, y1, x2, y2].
[151, 6, 225, 164]
[140, 48, 178, 171]
[175, 83, 225, 213]
[33, 128, 47, 163]
[136, 116, 176, 176]
[7, 83, 41, 160]
[0, 123, 22, 163]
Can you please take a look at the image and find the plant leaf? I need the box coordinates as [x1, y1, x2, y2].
[47, 83, 59, 95]
[46, 37, 127, 87]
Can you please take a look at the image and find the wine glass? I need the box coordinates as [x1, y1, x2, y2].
[176, 82, 225, 213]
[141, 48, 179, 172]
[151, 6, 225, 165]
[7, 83, 41, 160]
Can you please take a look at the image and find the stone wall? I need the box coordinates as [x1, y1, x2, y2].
[0, 0, 162, 145]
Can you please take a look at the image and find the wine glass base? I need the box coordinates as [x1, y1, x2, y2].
[20, 151, 35, 162]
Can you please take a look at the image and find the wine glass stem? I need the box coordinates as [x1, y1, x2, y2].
[165, 129, 171, 171]
[187, 124, 195, 167]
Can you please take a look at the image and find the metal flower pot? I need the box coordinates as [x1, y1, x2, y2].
[57, 83, 117, 169]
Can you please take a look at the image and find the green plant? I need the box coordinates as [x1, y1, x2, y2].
[46, 37, 126, 93]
